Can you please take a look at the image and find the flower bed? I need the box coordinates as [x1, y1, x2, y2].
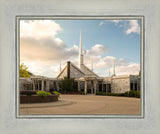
[20, 90, 37, 95]
[20, 94, 58, 103]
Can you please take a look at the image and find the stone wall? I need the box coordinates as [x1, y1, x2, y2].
[19, 78, 32, 90]
[103, 77, 112, 83]
[111, 76, 130, 93]
[19, 78, 26, 90]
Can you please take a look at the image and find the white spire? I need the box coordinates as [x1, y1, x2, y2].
[79, 31, 82, 55]
[79, 31, 83, 69]
[108, 68, 110, 77]
[112, 59, 116, 76]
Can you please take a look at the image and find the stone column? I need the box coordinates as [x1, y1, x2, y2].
[46, 81, 50, 91]
[84, 80, 87, 95]
[91, 81, 93, 94]
[38, 80, 40, 91]
[78, 81, 80, 92]
[56, 82, 59, 91]
[94, 81, 97, 95]
[33, 80, 35, 90]
[41, 80, 44, 91]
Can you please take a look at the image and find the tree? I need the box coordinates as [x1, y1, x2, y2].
[20, 63, 31, 77]
[59, 77, 77, 92]
[138, 70, 141, 77]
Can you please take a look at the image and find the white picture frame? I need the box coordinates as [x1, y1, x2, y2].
[0, 0, 160, 134]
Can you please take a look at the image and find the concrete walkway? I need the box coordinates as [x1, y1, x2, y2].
[20, 95, 140, 115]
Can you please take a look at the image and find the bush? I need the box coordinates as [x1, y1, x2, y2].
[53, 91, 61, 98]
[124, 91, 140, 98]
[36, 91, 51, 97]
[96, 91, 140, 98]
[135, 91, 140, 98]
[124, 91, 130, 97]
[96, 92, 124, 96]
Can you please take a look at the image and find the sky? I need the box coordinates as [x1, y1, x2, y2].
[20, 19, 140, 77]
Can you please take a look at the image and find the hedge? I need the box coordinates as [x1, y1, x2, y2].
[96, 91, 140, 98]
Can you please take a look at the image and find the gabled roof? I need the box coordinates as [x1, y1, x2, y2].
[57, 61, 99, 79]
[80, 64, 99, 77]
[70, 62, 85, 75]
[56, 65, 67, 79]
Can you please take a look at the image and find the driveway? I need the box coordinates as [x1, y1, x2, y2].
[20, 94, 140, 115]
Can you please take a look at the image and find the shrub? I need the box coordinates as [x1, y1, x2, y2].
[96, 91, 140, 98]
[53, 91, 61, 98]
[59, 77, 76, 92]
[135, 91, 140, 98]
[124, 91, 140, 98]
[96, 92, 124, 96]
[36, 91, 51, 97]
[124, 91, 130, 97]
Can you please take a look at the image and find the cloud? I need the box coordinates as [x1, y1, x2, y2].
[111, 20, 122, 25]
[20, 20, 79, 63]
[99, 21, 104, 26]
[100, 20, 140, 35]
[84, 55, 128, 69]
[83, 52, 139, 76]
[111, 63, 140, 76]
[20, 36, 79, 63]
[86, 44, 109, 55]
[20, 20, 62, 39]
[126, 20, 140, 34]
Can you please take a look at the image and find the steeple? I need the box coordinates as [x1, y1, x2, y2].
[112, 59, 116, 76]
[79, 31, 82, 55]
[79, 31, 83, 69]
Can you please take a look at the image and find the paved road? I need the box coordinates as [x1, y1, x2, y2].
[20, 95, 140, 115]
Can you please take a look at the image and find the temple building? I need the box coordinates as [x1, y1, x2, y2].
[20, 32, 140, 94]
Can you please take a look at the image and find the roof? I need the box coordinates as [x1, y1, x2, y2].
[56, 61, 99, 79]
[80, 64, 99, 77]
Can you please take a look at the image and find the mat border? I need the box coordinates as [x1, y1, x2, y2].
[16, 15, 145, 118]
